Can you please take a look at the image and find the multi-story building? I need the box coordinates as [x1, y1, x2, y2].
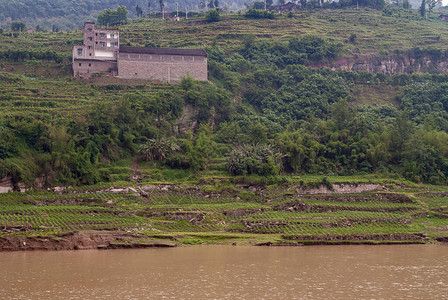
[72, 22, 207, 82]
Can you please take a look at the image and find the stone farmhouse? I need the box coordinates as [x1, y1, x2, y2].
[72, 22, 207, 82]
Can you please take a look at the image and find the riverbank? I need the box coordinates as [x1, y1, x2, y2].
[1, 178, 447, 251]
[0, 231, 435, 252]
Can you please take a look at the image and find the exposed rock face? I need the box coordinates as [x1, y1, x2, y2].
[0, 176, 13, 193]
[297, 183, 384, 195]
[312, 54, 448, 76]
[0, 175, 50, 193]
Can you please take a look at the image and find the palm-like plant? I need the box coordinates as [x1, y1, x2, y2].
[140, 138, 180, 161]
[226, 144, 285, 175]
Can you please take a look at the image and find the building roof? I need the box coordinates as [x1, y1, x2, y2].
[119, 46, 207, 57]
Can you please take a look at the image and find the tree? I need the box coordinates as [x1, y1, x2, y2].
[159, 0, 165, 19]
[208, 0, 216, 8]
[403, 0, 410, 8]
[140, 138, 180, 161]
[11, 22, 26, 32]
[419, 0, 426, 17]
[389, 112, 413, 164]
[206, 9, 221, 22]
[226, 144, 284, 175]
[185, 125, 216, 171]
[427, 0, 436, 12]
[136, 5, 143, 17]
[97, 6, 128, 26]
[403, 129, 448, 183]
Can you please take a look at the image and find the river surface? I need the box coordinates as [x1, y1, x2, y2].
[1, 244, 447, 299]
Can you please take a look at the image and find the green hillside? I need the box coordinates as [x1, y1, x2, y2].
[1, 9, 448, 248]
[2, 9, 448, 54]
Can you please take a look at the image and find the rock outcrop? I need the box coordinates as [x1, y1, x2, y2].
[312, 53, 448, 76]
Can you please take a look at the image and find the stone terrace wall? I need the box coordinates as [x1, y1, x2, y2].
[117, 53, 207, 82]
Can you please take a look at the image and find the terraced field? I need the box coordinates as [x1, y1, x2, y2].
[2, 9, 448, 56]
[1, 181, 447, 248]
[0, 71, 175, 119]
[119, 10, 448, 53]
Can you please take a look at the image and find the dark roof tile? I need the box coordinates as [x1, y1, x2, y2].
[119, 46, 207, 57]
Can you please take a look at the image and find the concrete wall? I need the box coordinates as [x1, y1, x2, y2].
[73, 59, 117, 78]
[73, 45, 87, 61]
[117, 53, 207, 82]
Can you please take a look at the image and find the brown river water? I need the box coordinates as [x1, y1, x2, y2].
[1, 244, 447, 299]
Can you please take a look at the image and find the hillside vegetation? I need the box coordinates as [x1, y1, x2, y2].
[0, 0, 243, 30]
[2, 9, 448, 53]
[1, 9, 448, 247]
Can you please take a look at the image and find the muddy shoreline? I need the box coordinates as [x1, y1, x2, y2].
[1, 231, 445, 252]
[0, 231, 176, 252]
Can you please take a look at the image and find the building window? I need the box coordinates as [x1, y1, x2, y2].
[88, 37, 92, 41]
[88, 28, 92, 32]
[100, 33, 105, 38]
[100, 42, 105, 47]
[79, 63, 82, 66]
[95, 42, 98, 44]
[110, 34, 115, 39]
[95, 33, 98, 36]
[88, 46, 92, 49]
[89, 53, 92, 56]
[89, 63, 91, 67]
[77, 49, 82, 56]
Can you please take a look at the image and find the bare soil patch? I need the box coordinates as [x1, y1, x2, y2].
[0, 231, 176, 251]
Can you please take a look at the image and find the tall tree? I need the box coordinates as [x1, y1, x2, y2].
[136, 5, 143, 17]
[159, 0, 165, 19]
[419, 0, 426, 17]
[403, 0, 410, 8]
[427, 0, 436, 12]
[11, 22, 26, 32]
[97, 6, 128, 26]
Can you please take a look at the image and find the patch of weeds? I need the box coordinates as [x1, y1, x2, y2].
[180, 237, 204, 245]
[238, 191, 261, 201]
[321, 177, 334, 191]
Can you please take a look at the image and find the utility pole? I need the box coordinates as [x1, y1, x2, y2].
[185, 6, 188, 19]
[176, 2, 179, 17]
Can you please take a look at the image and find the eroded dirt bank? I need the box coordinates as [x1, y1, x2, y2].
[0, 231, 176, 251]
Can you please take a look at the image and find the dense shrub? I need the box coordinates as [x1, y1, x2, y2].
[226, 144, 284, 175]
[244, 9, 275, 19]
[206, 9, 221, 22]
